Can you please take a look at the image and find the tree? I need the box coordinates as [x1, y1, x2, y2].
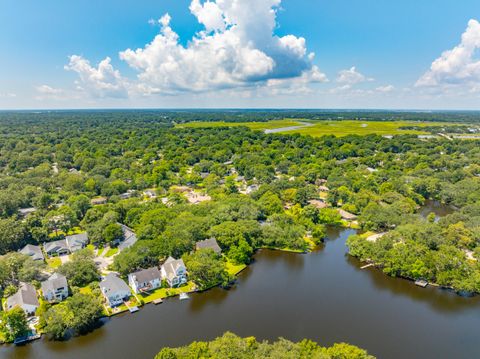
[58, 249, 99, 287]
[183, 250, 230, 290]
[103, 223, 124, 245]
[0, 307, 29, 342]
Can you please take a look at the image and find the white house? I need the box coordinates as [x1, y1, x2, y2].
[41, 273, 69, 302]
[5, 283, 39, 316]
[128, 267, 162, 294]
[99, 273, 131, 307]
[161, 257, 187, 287]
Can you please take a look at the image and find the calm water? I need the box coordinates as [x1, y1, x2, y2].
[2, 202, 479, 359]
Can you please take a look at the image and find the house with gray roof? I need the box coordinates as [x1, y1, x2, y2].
[99, 273, 131, 307]
[20, 244, 44, 261]
[66, 232, 88, 252]
[195, 238, 222, 254]
[118, 224, 138, 251]
[44, 233, 89, 257]
[128, 267, 162, 294]
[161, 257, 187, 287]
[44, 239, 69, 257]
[6, 283, 39, 316]
[41, 273, 69, 302]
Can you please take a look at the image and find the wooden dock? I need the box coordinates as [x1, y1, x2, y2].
[360, 263, 374, 269]
[415, 280, 428, 288]
[153, 298, 163, 305]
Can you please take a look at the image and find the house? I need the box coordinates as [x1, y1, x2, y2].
[143, 189, 157, 199]
[99, 273, 131, 307]
[128, 267, 162, 294]
[91, 197, 107, 205]
[195, 238, 222, 254]
[308, 200, 328, 209]
[161, 257, 187, 287]
[319, 185, 330, 192]
[5, 283, 39, 316]
[44, 239, 69, 257]
[119, 190, 135, 200]
[44, 232, 89, 257]
[18, 207, 37, 217]
[19, 244, 44, 261]
[65, 232, 89, 252]
[118, 224, 138, 251]
[41, 273, 69, 302]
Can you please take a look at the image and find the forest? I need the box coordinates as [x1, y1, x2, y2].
[1, 111, 480, 341]
[155, 332, 375, 359]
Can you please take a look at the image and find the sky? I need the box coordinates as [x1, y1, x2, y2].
[1, 0, 480, 110]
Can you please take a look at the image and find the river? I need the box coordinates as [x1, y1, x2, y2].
[2, 202, 479, 359]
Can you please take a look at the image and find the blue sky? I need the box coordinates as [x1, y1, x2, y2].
[1, 0, 480, 109]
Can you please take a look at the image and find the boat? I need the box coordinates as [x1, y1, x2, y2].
[179, 293, 190, 300]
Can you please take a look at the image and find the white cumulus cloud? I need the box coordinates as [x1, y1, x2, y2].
[64, 55, 128, 98]
[416, 19, 480, 89]
[336, 66, 374, 85]
[117, 0, 326, 95]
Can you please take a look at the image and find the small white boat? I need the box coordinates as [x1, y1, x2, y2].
[179, 293, 190, 300]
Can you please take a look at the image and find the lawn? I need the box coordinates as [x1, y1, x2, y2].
[176, 119, 461, 137]
[140, 282, 196, 304]
[105, 247, 118, 257]
[47, 257, 62, 269]
[226, 260, 247, 276]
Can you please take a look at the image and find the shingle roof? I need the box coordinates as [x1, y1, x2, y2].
[196, 238, 222, 254]
[6, 283, 39, 309]
[20, 244, 44, 261]
[100, 273, 130, 294]
[66, 232, 89, 251]
[162, 257, 186, 281]
[130, 267, 161, 283]
[41, 273, 68, 294]
[118, 224, 137, 251]
[44, 239, 68, 253]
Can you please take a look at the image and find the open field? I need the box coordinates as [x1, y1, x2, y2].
[177, 119, 303, 131]
[177, 119, 467, 137]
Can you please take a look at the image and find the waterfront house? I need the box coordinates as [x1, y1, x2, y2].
[128, 267, 162, 294]
[100, 273, 131, 307]
[161, 257, 187, 287]
[66, 232, 89, 252]
[20, 244, 44, 261]
[6, 283, 39, 316]
[44, 239, 69, 257]
[41, 273, 69, 302]
[195, 238, 222, 254]
[118, 224, 138, 251]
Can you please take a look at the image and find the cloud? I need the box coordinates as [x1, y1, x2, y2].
[336, 66, 373, 85]
[64, 55, 128, 98]
[375, 85, 395, 93]
[117, 0, 326, 95]
[0, 92, 16, 98]
[416, 19, 480, 89]
[36, 85, 63, 96]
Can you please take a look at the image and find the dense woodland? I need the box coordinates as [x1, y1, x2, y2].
[155, 332, 375, 359]
[1, 111, 480, 341]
